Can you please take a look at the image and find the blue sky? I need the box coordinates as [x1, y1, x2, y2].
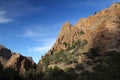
[0, 0, 119, 63]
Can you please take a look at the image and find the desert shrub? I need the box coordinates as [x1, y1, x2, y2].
[94, 11, 97, 15]
[75, 64, 84, 70]
[80, 30, 85, 35]
[67, 40, 88, 51]
[80, 40, 88, 47]
[86, 47, 100, 59]
[53, 50, 67, 63]
[73, 39, 88, 48]
[79, 50, 120, 80]
[63, 42, 67, 47]
[42, 55, 51, 71]
[44, 66, 67, 80]
[25, 69, 36, 80]
[75, 40, 81, 46]
[64, 67, 74, 73]
[0, 68, 24, 80]
[44, 66, 78, 80]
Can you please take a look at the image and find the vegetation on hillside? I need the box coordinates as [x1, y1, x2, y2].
[1, 3, 120, 80]
[0, 62, 24, 80]
[0, 48, 120, 80]
[36, 50, 120, 80]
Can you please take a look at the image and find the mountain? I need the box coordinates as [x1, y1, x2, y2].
[39, 3, 120, 72]
[0, 45, 35, 75]
[0, 45, 12, 65]
[0, 3, 120, 80]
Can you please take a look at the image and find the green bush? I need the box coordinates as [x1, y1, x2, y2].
[86, 47, 100, 59]
[67, 39, 88, 51]
[64, 67, 75, 73]
[80, 30, 85, 35]
[44, 66, 78, 80]
[45, 66, 67, 80]
[25, 69, 36, 80]
[80, 40, 88, 47]
[79, 50, 120, 80]
[52, 50, 67, 63]
[0, 68, 24, 80]
[42, 55, 50, 71]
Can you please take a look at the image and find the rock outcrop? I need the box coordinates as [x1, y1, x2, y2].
[6, 53, 35, 74]
[39, 3, 120, 70]
[0, 45, 35, 74]
[0, 45, 12, 66]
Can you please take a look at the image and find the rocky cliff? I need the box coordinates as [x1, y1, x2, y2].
[0, 45, 35, 74]
[0, 45, 12, 65]
[39, 3, 120, 71]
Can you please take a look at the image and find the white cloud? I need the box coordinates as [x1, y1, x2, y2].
[27, 46, 50, 53]
[27, 38, 55, 53]
[22, 25, 50, 38]
[22, 30, 46, 37]
[23, 30, 36, 37]
[0, 10, 13, 23]
[21, 24, 59, 41]
[22, 24, 59, 54]
[0, 0, 44, 18]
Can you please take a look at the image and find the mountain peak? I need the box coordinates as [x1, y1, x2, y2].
[40, 3, 120, 70]
[63, 21, 71, 26]
[0, 45, 35, 74]
[60, 21, 71, 33]
[112, 2, 120, 7]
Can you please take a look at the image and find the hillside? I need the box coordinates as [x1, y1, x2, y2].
[39, 3, 120, 74]
[0, 2, 120, 80]
[0, 45, 35, 75]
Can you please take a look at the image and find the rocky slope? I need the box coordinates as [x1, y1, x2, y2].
[0, 45, 12, 65]
[39, 3, 120, 71]
[0, 45, 35, 74]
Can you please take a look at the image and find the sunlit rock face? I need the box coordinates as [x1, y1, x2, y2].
[39, 3, 120, 69]
[6, 53, 35, 74]
[0, 45, 35, 74]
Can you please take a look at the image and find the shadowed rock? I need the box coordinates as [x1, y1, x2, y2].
[0, 45, 35, 75]
[39, 3, 120, 70]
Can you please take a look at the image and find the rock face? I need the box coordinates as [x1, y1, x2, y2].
[0, 45, 12, 66]
[39, 3, 120, 70]
[0, 45, 35, 74]
[6, 53, 35, 74]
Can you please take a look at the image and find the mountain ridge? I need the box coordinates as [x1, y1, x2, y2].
[0, 3, 120, 80]
[0, 45, 35, 75]
[39, 3, 120, 70]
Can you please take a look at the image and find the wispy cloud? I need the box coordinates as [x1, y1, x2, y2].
[27, 38, 55, 53]
[21, 24, 59, 41]
[0, 0, 44, 18]
[21, 23, 61, 57]
[22, 29, 47, 37]
[21, 24, 57, 53]
[22, 25, 50, 38]
[0, 10, 13, 23]
[27, 46, 50, 53]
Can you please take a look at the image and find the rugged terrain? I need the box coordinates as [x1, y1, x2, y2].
[39, 3, 120, 72]
[0, 3, 120, 80]
[0, 45, 35, 74]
